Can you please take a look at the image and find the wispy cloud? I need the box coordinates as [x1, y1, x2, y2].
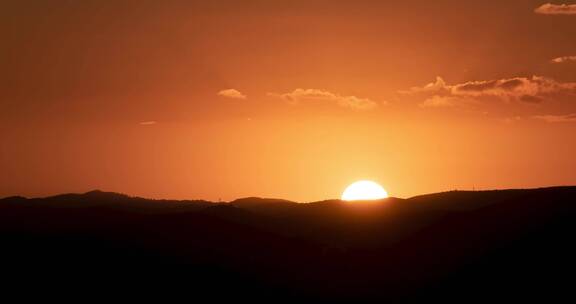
[217, 89, 247, 100]
[268, 88, 381, 110]
[551, 55, 576, 63]
[402, 76, 576, 106]
[533, 113, 576, 122]
[139, 121, 157, 125]
[534, 3, 576, 15]
[419, 95, 460, 108]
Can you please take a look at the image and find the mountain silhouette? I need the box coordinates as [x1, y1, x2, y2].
[1, 187, 575, 302]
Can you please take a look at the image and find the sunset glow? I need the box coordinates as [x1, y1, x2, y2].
[1, 1, 575, 301]
[1, 1, 575, 202]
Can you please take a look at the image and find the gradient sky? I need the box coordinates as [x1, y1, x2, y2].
[1, 0, 576, 201]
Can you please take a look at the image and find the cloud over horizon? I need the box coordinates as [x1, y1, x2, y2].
[217, 89, 247, 100]
[402, 76, 576, 107]
[139, 121, 157, 125]
[534, 3, 576, 15]
[551, 55, 576, 63]
[269, 89, 380, 110]
[533, 113, 576, 122]
[419, 95, 460, 108]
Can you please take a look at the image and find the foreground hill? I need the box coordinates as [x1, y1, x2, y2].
[1, 187, 575, 302]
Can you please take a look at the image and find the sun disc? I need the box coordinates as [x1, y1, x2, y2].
[341, 180, 388, 201]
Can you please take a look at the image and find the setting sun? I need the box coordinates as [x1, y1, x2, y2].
[341, 180, 389, 201]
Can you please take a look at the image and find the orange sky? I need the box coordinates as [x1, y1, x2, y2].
[1, 1, 576, 201]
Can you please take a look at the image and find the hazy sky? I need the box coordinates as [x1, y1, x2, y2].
[1, 0, 576, 201]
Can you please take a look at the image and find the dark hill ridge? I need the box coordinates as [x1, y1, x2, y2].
[1, 186, 575, 302]
[230, 196, 297, 205]
[1, 189, 215, 213]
